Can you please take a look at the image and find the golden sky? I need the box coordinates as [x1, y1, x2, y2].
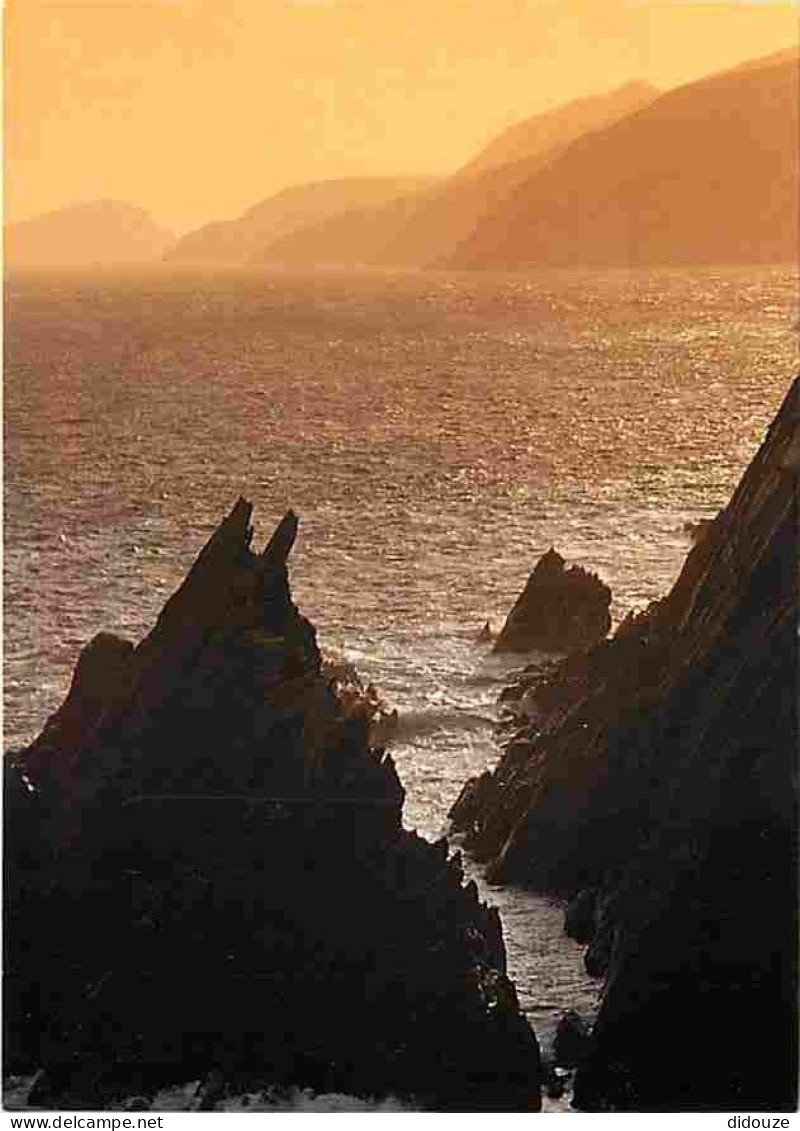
[5, 0, 799, 233]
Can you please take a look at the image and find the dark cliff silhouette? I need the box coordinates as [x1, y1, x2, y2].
[493, 549, 611, 655]
[4, 501, 540, 1111]
[451, 378, 798, 1109]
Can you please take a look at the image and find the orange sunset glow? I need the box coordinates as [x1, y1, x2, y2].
[3, 0, 800, 1116]
[5, 0, 799, 234]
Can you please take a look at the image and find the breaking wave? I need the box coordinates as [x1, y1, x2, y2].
[393, 706, 494, 740]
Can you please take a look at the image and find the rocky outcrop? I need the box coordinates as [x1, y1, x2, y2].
[4, 500, 540, 1111]
[493, 549, 611, 655]
[553, 1011, 590, 1070]
[322, 653, 399, 748]
[451, 378, 798, 1109]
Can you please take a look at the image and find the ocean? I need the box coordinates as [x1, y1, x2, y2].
[4, 264, 797, 1106]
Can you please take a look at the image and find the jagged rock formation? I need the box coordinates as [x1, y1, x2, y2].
[451, 378, 798, 1110]
[322, 653, 399, 748]
[4, 500, 540, 1111]
[493, 549, 611, 655]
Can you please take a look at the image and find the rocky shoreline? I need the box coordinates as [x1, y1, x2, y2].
[4, 502, 540, 1111]
[5, 376, 797, 1112]
[451, 376, 798, 1110]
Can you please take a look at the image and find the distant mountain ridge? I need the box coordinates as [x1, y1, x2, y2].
[5, 200, 173, 268]
[448, 51, 799, 268]
[455, 80, 657, 179]
[13, 46, 796, 273]
[254, 190, 430, 267]
[257, 81, 659, 267]
[726, 43, 798, 73]
[258, 50, 799, 270]
[164, 177, 438, 266]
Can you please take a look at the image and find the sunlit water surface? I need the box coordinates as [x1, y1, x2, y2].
[5, 265, 796, 1108]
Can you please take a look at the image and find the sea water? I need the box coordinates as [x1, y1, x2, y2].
[4, 264, 797, 1106]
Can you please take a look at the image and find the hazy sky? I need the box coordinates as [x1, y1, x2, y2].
[5, 0, 799, 233]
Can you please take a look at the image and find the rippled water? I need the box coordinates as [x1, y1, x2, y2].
[4, 265, 797, 1093]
